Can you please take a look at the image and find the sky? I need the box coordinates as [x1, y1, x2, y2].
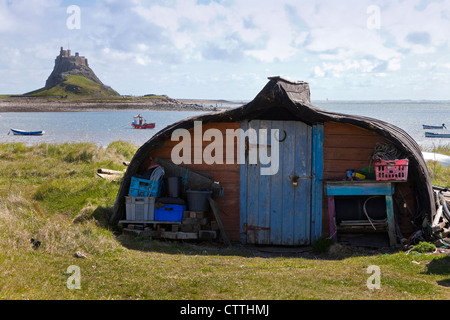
[1, 0, 450, 100]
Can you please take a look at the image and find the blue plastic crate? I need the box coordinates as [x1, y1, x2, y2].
[154, 204, 186, 222]
[129, 177, 161, 197]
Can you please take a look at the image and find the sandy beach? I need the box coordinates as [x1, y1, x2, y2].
[0, 96, 233, 113]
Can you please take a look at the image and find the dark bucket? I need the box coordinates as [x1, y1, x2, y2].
[186, 190, 212, 212]
[163, 177, 182, 198]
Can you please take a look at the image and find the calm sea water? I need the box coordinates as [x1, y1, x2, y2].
[0, 110, 206, 147]
[0, 101, 449, 149]
[312, 100, 450, 149]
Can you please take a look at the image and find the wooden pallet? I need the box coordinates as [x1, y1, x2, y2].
[338, 220, 388, 233]
[160, 231, 198, 240]
[120, 209, 218, 241]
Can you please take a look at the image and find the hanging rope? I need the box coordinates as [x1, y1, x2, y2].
[363, 196, 388, 230]
[149, 166, 165, 181]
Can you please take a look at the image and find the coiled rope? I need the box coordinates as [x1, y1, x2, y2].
[371, 142, 403, 162]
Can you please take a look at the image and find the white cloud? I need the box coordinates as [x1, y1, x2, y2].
[313, 66, 325, 78]
[131, 0, 309, 63]
[387, 58, 402, 71]
[379, 0, 450, 53]
[313, 58, 382, 79]
[0, 1, 17, 33]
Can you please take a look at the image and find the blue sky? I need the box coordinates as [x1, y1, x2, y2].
[1, 0, 450, 100]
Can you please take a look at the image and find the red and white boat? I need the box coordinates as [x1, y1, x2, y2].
[131, 114, 155, 129]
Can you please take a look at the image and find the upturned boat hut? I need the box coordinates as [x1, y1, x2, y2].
[111, 77, 435, 247]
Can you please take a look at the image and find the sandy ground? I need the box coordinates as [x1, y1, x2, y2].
[0, 97, 232, 113]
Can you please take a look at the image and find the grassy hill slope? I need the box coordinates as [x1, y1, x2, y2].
[25, 75, 119, 97]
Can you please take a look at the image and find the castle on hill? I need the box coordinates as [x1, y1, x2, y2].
[45, 46, 103, 89]
[25, 46, 119, 96]
[56, 47, 89, 67]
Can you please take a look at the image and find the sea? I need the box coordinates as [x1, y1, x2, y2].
[1, 100, 449, 150]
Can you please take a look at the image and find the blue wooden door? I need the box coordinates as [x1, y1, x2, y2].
[240, 120, 323, 245]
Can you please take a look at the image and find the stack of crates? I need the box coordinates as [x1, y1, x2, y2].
[125, 177, 162, 221]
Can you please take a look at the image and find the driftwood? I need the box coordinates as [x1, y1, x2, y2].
[97, 168, 125, 175]
[96, 168, 124, 181]
[432, 205, 444, 228]
[431, 189, 450, 236]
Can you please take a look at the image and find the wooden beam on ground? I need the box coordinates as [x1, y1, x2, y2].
[208, 197, 231, 247]
[97, 168, 125, 175]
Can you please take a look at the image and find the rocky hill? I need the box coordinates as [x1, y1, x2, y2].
[26, 47, 119, 96]
[4, 46, 225, 112]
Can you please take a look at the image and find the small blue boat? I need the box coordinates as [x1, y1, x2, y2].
[10, 128, 45, 136]
[423, 124, 446, 129]
[425, 131, 450, 138]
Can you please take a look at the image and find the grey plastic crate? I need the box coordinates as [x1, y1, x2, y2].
[125, 197, 155, 221]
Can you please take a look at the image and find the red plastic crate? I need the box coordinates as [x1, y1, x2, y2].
[374, 159, 409, 181]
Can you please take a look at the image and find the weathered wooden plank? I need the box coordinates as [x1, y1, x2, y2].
[325, 122, 379, 136]
[168, 122, 240, 135]
[258, 120, 272, 244]
[179, 163, 239, 172]
[246, 120, 260, 244]
[239, 121, 248, 244]
[209, 197, 231, 246]
[293, 122, 311, 245]
[270, 121, 284, 245]
[324, 160, 372, 171]
[326, 182, 394, 196]
[215, 193, 239, 234]
[385, 195, 397, 246]
[311, 124, 324, 242]
[324, 147, 374, 160]
[201, 172, 240, 184]
[247, 120, 262, 244]
[282, 121, 296, 245]
[161, 232, 198, 240]
[323, 172, 349, 180]
[327, 196, 337, 242]
[324, 135, 388, 148]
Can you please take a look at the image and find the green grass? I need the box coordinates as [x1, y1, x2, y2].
[26, 75, 119, 97]
[424, 143, 450, 187]
[0, 142, 448, 300]
[411, 242, 437, 253]
[1, 86, 176, 103]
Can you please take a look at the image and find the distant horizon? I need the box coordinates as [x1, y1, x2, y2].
[3, 93, 450, 104]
